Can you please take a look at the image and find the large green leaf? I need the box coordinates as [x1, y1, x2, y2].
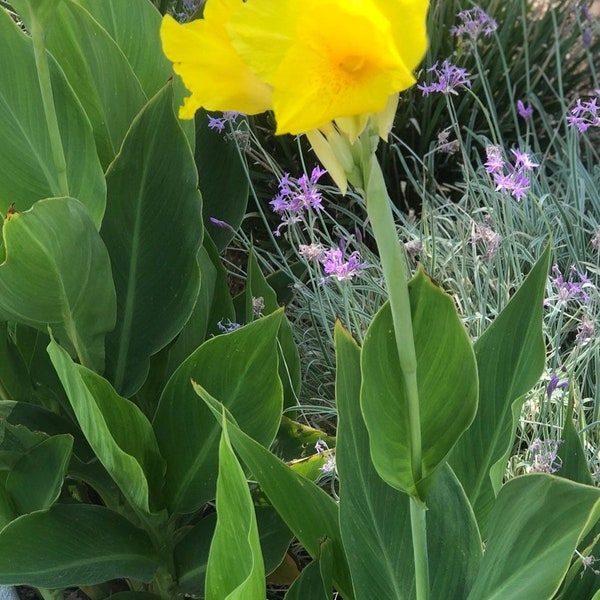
[44, 0, 147, 168]
[360, 268, 478, 497]
[9, 0, 63, 27]
[206, 416, 265, 600]
[467, 474, 600, 600]
[102, 83, 203, 397]
[0, 8, 105, 224]
[450, 246, 550, 534]
[336, 324, 481, 599]
[0, 323, 34, 402]
[284, 538, 333, 600]
[5, 434, 72, 514]
[196, 110, 249, 252]
[153, 311, 283, 514]
[192, 384, 355, 600]
[0, 198, 116, 372]
[0, 504, 158, 587]
[73, 0, 171, 100]
[48, 339, 165, 515]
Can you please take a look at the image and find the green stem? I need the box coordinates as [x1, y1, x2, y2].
[363, 150, 429, 599]
[30, 15, 69, 197]
[37, 588, 64, 600]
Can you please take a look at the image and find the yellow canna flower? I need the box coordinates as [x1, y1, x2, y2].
[229, 0, 428, 135]
[160, 0, 272, 119]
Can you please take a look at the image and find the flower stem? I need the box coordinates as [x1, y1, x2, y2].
[30, 14, 69, 198]
[363, 150, 430, 600]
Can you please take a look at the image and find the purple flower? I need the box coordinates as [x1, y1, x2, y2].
[548, 264, 592, 307]
[418, 60, 472, 96]
[527, 438, 563, 474]
[320, 246, 366, 283]
[270, 167, 327, 234]
[567, 95, 600, 132]
[484, 145, 505, 174]
[207, 116, 226, 132]
[315, 440, 336, 474]
[517, 100, 534, 121]
[547, 371, 569, 398]
[485, 146, 537, 201]
[450, 6, 498, 39]
[209, 217, 234, 231]
[511, 148, 539, 170]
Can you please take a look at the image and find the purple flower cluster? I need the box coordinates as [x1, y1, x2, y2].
[418, 61, 472, 96]
[484, 145, 538, 201]
[207, 111, 241, 133]
[171, 0, 203, 22]
[450, 6, 498, 40]
[547, 264, 592, 307]
[270, 167, 327, 235]
[315, 439, 336, 474]
[567, 93, 600, 132]
[527, 438, 563, 474]
[320, 246, 366, 283]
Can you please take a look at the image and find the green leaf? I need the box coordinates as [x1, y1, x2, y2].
[450, 246, 550, 534]
[558, 398, 594, 486]
[6, 434, 72, 514]
[153, 311, 283, 514]
[44, 0, 147, 168]
[0, 198, 116, 372]
[73, 0, 172, 100]
[0, 323, 34, 402]
[0, 8, 105, 225]
[101, 83, 203, 397]
[271, 416, 336, 462]
[360, 268, 478, 497]
[196, 111, 249, 252]
[284, 538, 333, 600]
[192, 384, 355, 600]
[467, 474, 600, 600]
[9, 0, 64, 27]
[0, 504, 158, 587]
[335, 323, 481, 599]
[47, 339, 165, 515]
[206, 415, 265, 600]
[107, 594, 162, 600]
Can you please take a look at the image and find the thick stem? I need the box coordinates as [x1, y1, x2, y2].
[363, 151, 429, 599]
[30, 16, 69, 198]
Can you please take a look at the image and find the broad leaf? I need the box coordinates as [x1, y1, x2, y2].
[102, 83, 203, 397]
[0, 323, 34, 402]
[48, 339, 165, 515]
[153, 311, 283, 514]
[74, 0, 172, 99]
[0, 504, 158, 587]
[336, 324, 481, 599]
[284, 538, 334, 600]
[0, 198, 116, 372]
[467, 474, 600, 600]
[193, 384, 355, 600]
[450, 246, 550, 534]
[0, 8, 105, 224]
[361, 268, 478, 497]
[6, 434, 72, 514]
[206, 416, 265, 600]
[44, 0, 148, 168]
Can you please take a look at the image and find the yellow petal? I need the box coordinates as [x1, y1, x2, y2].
[160, 9, 272, 117]
[375, 93, 400, 139]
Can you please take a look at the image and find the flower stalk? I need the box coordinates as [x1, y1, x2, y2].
[362, 144, 430, 599]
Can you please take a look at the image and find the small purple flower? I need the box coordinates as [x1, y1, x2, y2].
[527, 438, 563, 474]
[450, 6, 498, 40]
[270, 167, 327, 235]
[548, 264, 592, 307]
[418, 60, 472, 96]
[315, 439, 336, 474]
[207, 116, 226, 132]
[517, 100, 534, 121]
[567, 96, 600, 132]
[484, 146, 537, 201]
[320, 246, 366, 283]
[547, 371, 569, 398]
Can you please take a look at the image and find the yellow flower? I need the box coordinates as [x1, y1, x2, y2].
[160, 0, 272, 119]
[230, 0, 429, 135]
[161, 0, 428, 133]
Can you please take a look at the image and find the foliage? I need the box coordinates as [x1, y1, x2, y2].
[0, 1, 599, 600]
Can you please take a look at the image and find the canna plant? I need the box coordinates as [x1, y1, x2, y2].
[0, 1, 598, 600]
